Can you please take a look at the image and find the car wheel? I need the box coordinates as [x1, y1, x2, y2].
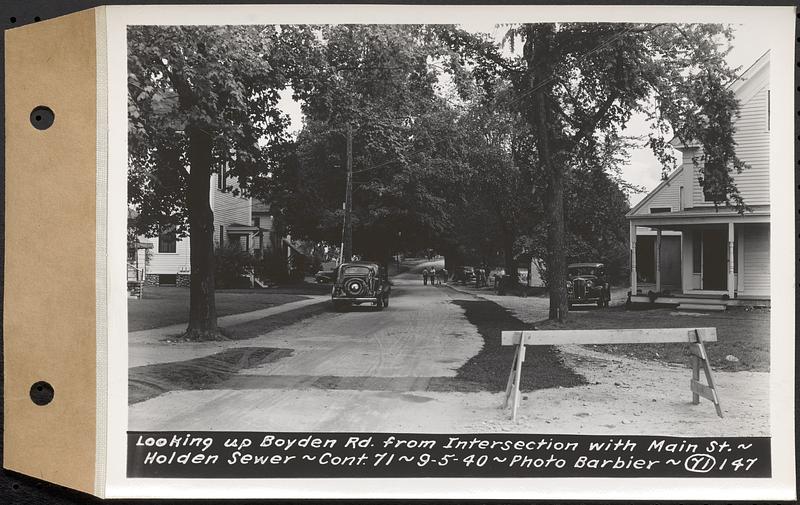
[376, 297, 384, 310]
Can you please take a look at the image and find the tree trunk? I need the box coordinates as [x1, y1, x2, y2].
[502, 231, 516, 283]
[185, 126, 221, 340]
[545, 168, 568, 321]
[525, 24, 569, 322]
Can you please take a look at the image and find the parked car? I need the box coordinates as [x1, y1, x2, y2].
[489, 267, 528, 287]
[331, 262, 391, 311]
[452, 266, 475, 284]
[314, 268, 337, 283]
[567, 262, 610, 307]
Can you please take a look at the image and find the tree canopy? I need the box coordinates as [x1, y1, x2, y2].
[128, 25, 322, 339]
[443, 22, 746, 320]
[128, 22, 748, 334]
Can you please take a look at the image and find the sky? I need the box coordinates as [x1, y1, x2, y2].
[275, 23, 770, 207]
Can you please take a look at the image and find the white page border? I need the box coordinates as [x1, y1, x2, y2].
[103, 4, 796, 499]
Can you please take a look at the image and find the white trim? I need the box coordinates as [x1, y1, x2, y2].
[94, 6, 109, 497]
[738, 226, 746, 293]
[626, 166, 684, 216]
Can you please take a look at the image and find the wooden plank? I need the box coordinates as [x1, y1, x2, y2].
[503, 345, 520, 409]
[511, 343, 525, 422]
[688, 343, 708, 360]
[501, 327, 717, 346]
[689, 327, 717, 343]
[699, 352, 724, 418]
[690, 379, 717, 402]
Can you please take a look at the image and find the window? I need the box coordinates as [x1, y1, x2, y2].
[702, 185, 726, 203]
[219, 225, 224, 247]
[217, 162, 228, 191]
[692, 231, 702, 273]
[158, 228, 177, 253]
[679, 186, 684, 211]
[253, 216, 260, 228]
[649, 207, 671, 214]
[766, 89, 770, 132]
[341, 266, 373, 276]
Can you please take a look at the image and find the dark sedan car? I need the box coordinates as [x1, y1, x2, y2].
[452, 266, 475, 284]
[314, 268, 337, 283]
[331, 262, 391, 311]
[567, 262, 610, 308]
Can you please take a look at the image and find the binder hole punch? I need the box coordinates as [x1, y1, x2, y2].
[29, 381, 54, 406]
[30, 106, 54, 130]
[9, 17, 16, 23]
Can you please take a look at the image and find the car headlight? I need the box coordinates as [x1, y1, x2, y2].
[585, 280, 593, 288]
[566, 280, 573, 288]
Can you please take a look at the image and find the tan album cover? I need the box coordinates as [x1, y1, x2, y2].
[3, 4, 796, 500]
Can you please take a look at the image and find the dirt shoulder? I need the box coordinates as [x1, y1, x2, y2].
[445, 283, 770, 436]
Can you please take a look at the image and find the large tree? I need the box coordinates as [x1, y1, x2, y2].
[128, 25, 320, 340]
[443, 23, 746, 320]
[450, 88, 538, 275]
[269, 25, 469, 262]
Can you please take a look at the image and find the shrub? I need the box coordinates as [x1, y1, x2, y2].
[215, 245, 256, 288]
[255, 248, 289, 283]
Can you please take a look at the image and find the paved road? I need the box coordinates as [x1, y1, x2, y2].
[129, 262, 495, 431]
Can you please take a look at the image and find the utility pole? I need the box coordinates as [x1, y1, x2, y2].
[342, 122, 353, 262]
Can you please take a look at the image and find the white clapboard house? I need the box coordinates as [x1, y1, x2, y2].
[129, 164, 277, 289]
[627, 51, 770, 308]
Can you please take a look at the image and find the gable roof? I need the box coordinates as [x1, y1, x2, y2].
[669, 50, 770, 150]
[728, 50, 769, 96]
[626, 165, 683, 217]
[628, 52, 771, 219]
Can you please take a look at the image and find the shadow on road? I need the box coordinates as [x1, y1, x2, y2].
[443, 299, 587, 393]
[129, 347, 293, 404]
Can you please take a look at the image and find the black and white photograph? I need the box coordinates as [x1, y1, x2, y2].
[112, 4, 793, 498]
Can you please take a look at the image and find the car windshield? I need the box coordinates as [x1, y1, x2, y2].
[569, 266, 600, 277]
[341, 266, 372, 276]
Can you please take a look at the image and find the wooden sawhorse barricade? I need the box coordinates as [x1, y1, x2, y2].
[501, 327, 723, 421]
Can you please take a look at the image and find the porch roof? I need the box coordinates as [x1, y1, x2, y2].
[226, 223, 259, 234]
[628, 206, 769, 227]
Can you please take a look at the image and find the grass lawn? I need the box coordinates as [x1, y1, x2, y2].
[128, 286, 326, 331]
[537, 305, 770, 372]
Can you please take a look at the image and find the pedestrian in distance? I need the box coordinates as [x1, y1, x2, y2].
[429, 267, 436, 286]
[422, 267, 429, 286]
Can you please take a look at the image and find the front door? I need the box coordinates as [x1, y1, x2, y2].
[702, 229, 727, 290]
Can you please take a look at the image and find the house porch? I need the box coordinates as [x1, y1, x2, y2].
[628, 210, 770, 304]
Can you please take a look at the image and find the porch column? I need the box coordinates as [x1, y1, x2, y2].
[629, 221, 637, 294]
[655, 229, 662, 293]
[727, 222, 735, 298]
